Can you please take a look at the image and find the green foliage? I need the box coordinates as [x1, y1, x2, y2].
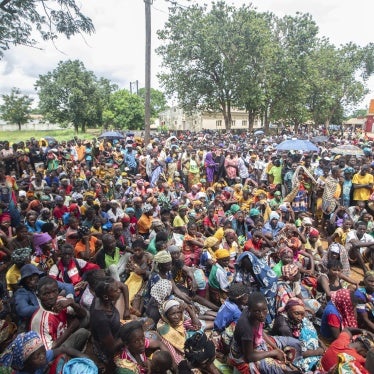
[35, 60, 115, 133]
[157, 2, 374, 132]
[0, 87, 33, 130]
[138, 88, 167, 118]
[103, 89, 145, 130]
[0, 0, 94, 58]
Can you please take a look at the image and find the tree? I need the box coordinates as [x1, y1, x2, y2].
[0, 87, 33, 130]
[306, 41, 374, 130]
[35, 60, 114, 133]
[103, 89, 145, 130]
[157, 2, 243, 130]
[0, 0, 94, 58]
[138, 88, 167, 118]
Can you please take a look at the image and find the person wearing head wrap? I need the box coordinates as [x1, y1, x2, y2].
[157, 299, 200, 365]
[272, 298, 324, 372]
[6, 247, 32, 292]
[74, 226, 102, 261]
[200, 236, 219, 274]
[321, 288, 358, 342]
[219, 229, 239, 268]
[322, 242, 351, 276]
[304, 228, 324, 263]
[320, 327, 374, 372]
[263, 211, 285, 238]
[136, 203, 154, 240]
[173, 205, 189, 232]
[204, 152, 217, 186]
[208, 248, 231, 306]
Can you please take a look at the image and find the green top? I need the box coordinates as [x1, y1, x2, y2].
[104, 247, 120, 268]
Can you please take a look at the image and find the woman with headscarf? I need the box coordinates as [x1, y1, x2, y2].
[74, 225, 102, 261]
[144, 250, 193, 323]
[322, 242, 351, 276]
[200, 236, 219, 275]
[219, 228, 239, 269]
[157, 299, 201, 364]
[204, 152, 217, 187]
[0, 331, 87, 374]
[137, 203, 154, 240]
[272, 298, 325, 372]
[6, 247, 32, 293]
[235, 251, 278, 323]
[321, 288, 358, 341]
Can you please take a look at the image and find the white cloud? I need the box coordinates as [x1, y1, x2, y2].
[0, 0, 372, 110]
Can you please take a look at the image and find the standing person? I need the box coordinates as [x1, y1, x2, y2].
[224, 151, 238, 186]
[185, 150, 201, 190]
[204, 151, 217, 187]
[352, 165, 373, 204]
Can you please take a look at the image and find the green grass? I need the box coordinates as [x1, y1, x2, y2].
[0, 128, 102, 143]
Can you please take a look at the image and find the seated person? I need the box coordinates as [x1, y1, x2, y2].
[90, 276, 130, 367]
[355, 270, 374, 332]
[321, 288, 359, 341]
[49, 244, 99, 297]
[320, 328, 374, 372]
[96, 233, 131, 282]
[74, 226, 102, 261]
[157, 299, 201, 364]
[228, 292, 301, 374]
[271, 298, 325, 372]
[208, 249, 232, 306]
[0, 331, 87, 374]
[30, 277, 90, 350]
[6, 247, 32, 293]
[114, 320, 169, 374]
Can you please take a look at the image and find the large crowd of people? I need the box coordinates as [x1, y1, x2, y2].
[0, 129, 374, 373]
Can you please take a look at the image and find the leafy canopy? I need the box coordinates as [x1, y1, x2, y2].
[0, 87, 33, 130]
[0, 0, 94, 58]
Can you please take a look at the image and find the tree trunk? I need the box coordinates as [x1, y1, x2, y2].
[293, 122, 299, 133]
[81, 122, 86, 133]
[324, 119, 330, 135]
[18, 122, 21, 131]
[264, 110, 269, 135]
[248, 110, 255, 132]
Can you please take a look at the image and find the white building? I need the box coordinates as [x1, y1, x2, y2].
[159, 107, 262, 132]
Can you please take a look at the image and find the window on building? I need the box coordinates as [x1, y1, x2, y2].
[231, 120, 236, 127]
[216, 120, 222, 127]
[242, 120, 247, 127]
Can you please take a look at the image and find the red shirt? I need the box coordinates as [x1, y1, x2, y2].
[53, 205, 68, 220]
[30, 301, 68, 350]
[321, 332, 366, 371]
[243, 238, 262, 252]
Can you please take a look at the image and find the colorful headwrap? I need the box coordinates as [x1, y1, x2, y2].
[284, 297, 304, 312]
[0, 331, 44, 370]
[204, 236, 219, 249]
[331, 288, 357, 329]
[281, 264, 299, 280]
[364, 270, 374, 280]
[215, 249, 230, 260]
[154, 250, 172, 264]
[11, 247, 32, 264]
[125, 207, 135, 214]
[33, 233, 52, 256]
[278, 246, 293, 258]
[142, 203, 153, 214]
[162, 299, 180, 315]
[309, 228, 319, 237]
[150, 279, 172, 305]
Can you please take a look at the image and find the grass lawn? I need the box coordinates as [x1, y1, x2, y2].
[0, 128, 102, 143]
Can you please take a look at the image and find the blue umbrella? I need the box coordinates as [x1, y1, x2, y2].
[254, 130, 264, 135]
[98, 131, 124, 140]
[276, 139, 318, 152]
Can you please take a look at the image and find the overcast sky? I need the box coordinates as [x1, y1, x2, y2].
[0, 0, 373, 110]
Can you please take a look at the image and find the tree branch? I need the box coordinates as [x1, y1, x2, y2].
[0, 0, 15, 13]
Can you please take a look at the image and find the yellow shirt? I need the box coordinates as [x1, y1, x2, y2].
[352, 173, 373, 201]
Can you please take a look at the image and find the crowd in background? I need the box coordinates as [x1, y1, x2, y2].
[0, 129, 374, 373]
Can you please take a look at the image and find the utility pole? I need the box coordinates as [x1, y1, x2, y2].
[144, 0, 152, 145]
